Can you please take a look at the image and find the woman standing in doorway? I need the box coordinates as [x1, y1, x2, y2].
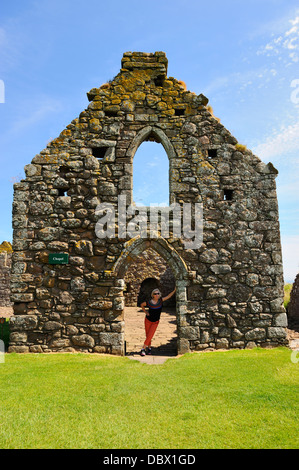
[140, 287, 176, 356]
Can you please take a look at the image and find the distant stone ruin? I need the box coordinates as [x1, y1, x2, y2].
[0, 251, 12, 308]
[9, 52, 288, 354]
[288, 274, 299, 330]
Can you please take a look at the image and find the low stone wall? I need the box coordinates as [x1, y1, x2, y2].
[0, 252, 12, 308]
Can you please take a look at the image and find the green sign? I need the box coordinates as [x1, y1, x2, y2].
[48, 253, 69, 265]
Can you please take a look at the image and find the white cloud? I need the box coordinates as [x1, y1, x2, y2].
[281, 235, 299, 282]
[257, 14, 299, 63]
[12, 98, 62, 133]
[1, 95, 63, 147]
[253, 121, 299, 161]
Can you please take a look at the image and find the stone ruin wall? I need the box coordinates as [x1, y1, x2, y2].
[0, 252, 12, 308]
[288, 273, 299, 329]
[9, 52, 288, 355]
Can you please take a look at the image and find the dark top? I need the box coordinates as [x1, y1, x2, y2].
[146, 299, 163, 322]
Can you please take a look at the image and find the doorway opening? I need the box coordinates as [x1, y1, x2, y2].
[123, 248, 177, 356]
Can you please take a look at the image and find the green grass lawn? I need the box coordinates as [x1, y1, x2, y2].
[0, 348, 298, 449]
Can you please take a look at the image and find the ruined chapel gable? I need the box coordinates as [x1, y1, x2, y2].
[10, 52, 287, 354]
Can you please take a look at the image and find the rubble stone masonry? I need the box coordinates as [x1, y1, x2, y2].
[9, 52, 288, 354]
[0, 252, 12, 308]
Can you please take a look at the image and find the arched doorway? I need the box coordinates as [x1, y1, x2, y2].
[113, 236, 190, 356]
[122, 248, 177, 355]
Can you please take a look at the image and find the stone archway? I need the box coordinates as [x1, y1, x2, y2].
[113, 236, 190, 355]
[124, 125, 177, 205]
[122, 248, 176, 354]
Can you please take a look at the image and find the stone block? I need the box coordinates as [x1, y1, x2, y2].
[273, 312, 288, 327]
[267, 327, 287, 339]
[245, 328, 266, 341]
[72, 334, 95, 348]
[10, 315, 38, 331]
[99, 332, 122, 347]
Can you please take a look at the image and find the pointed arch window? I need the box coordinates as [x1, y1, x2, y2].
[133, 140, 169, 207]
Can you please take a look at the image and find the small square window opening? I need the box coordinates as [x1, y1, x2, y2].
[58, 188, 68, 197]
[207, 149, 217, 159]
[154, 75, 165, 87]
[105, 110, 118, 117]
[223, 189, 233, 201]
[174, 108, 185, 116]
[92, 147, 108, 159]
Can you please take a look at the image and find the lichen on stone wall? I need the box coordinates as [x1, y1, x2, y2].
[9, 52, 287, 355]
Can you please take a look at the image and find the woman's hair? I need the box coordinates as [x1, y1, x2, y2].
[151, 289, 161, 298]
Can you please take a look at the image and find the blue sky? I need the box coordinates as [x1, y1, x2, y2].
[0, 0, 298, 282]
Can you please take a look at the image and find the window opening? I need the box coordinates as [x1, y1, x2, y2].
[207, 149, 217, 159]
[105, 110, 118, 117]
[223, 189, 233, 201]
[59, 166, 69, 176]
[58, 188, 68, 197]
[133, 141, 169, 207]
[92, 147, 108, 159]
[154, 75, 165, 87]
[174, 108, 185, 116]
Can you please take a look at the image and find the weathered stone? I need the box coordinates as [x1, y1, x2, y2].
[72, 334, 95, 348]
[66, 325, 78, 335]
[206, 288, 226, 299]
[38, 227, 60, 241]
[29, 202, 53, 216]
[9, 51, 287, 355]
[270, 298, 285, 313]
[59, 291, 74, 305]
[11, 293, 34, 302]
[245, 328, 266, 341]
[199, 249, 218, 264]
[227, 284, 251, 303]
[24, 164, 41, 177]
[267, 327, 287, 339]
[55, 196, 71, 209]
[210, 264, 231, 274]
[51, 338, 71, 348]
[74, 240, 93, 256]
[85, 156, 100, 170]
[89, 300, 113, 310]
[70, 277, 85, 292]
[10, 315, 38, 330]
[44, 321, 62, 331]
[36, 288, 50, 300]
[216, 338, 229, 349]
[227, 314, 237, 328]
[99, 332, 123, 346]
[9, 332, 27, 343]
[232, 329, 243, 341]
[8, 345, 29, 353]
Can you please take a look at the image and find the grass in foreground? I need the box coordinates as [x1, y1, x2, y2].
[0, 348, 298, 449]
